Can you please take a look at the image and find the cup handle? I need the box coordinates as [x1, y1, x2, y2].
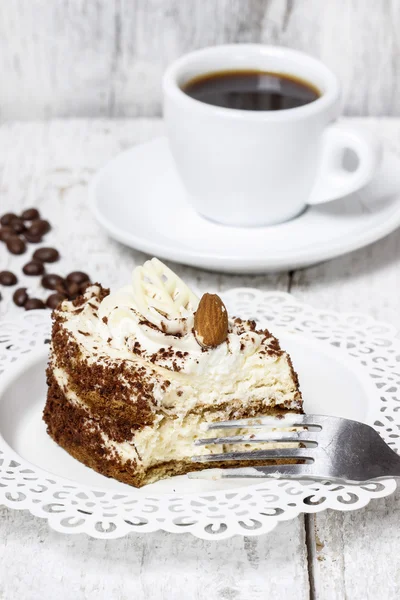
[308, 123, 383, 205]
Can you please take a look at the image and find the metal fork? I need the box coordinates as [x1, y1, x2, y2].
[191, 414, 400, 483]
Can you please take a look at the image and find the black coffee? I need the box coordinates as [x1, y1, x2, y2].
[182, 70, 320, 111]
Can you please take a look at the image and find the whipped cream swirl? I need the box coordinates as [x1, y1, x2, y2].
[97, 258, 262, 374]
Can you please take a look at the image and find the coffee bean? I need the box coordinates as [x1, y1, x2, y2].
[25, 298, 46, 311]
[23, 260, 45, 276]
[21, 208, 40, 221]
[33, 247, 59, 263]
[0, 270, 18, 286]
[0, 226, 15, 242]
[24, 230, 43, 243]
[10, 218, 26, 234]
[29, 219, 51, 236]
[6, 237, 26, 255]
[46, 292, 67, 310]
[41, 273, 64, 290]
[0, 213, 17, 226]
[66, 271, 90, 285]
[80, 280, 91, 293]
[13, 287, 28, 307]
[65, 281, 80, 299]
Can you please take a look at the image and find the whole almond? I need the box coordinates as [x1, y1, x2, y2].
[194, 293, 228, 348]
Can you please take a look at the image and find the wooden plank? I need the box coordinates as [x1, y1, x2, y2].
[0, 1, 399, 119]
[0, 119, 308, 600]
[290, 117, 400, 599]
[307, 491, 400, 600]
[0, 507, 310, 600]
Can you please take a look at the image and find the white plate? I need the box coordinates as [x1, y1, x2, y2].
[89, 137, 400, 273]
[0, 291, 398, 540]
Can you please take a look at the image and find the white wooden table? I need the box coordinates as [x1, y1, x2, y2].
[0, 118, 399, 600]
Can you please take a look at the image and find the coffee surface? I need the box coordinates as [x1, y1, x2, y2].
[182, 70, 320, 111]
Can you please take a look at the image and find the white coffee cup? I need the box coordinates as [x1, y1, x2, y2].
[163, 44, 382, 227]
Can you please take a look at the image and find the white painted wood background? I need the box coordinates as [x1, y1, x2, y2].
[0, 117, 400, 599]
[0, 0, 399, 120]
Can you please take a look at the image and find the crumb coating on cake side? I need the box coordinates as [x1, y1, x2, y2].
[43, 275, 302, 487]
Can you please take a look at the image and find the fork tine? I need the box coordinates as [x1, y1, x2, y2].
[206, 414, 322, 430]
[192, 414, 400, 483]
[188, 464, 316, 480]
[192, 448, 314, 463]
[195, 432, 318, 446]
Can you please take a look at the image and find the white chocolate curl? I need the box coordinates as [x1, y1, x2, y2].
[132, 258, 199, 334]
[98, 258, 199, 341]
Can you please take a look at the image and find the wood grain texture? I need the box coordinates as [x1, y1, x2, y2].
[0, 507, 310, 600]
[308, 490, 400, 600]
[0, 0, 399, 120]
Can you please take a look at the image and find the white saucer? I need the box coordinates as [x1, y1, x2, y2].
[89, 137, 400, 273]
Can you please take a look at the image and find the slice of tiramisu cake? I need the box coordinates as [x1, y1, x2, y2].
[43, 258, 302, 487]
